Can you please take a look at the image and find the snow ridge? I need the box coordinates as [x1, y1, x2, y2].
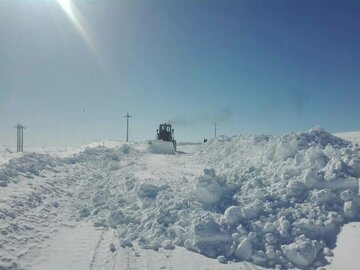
[194, 127, 360, 268]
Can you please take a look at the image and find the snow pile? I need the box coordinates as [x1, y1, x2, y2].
[0, 145, 132, 187]
[63, 128, 357, 269]
[0, 143, 136, 269]
[2, 128, 360, 269]
[192, 127, 360, 268]
[0, 153, 61, 187]
[64, 144, 132, 164]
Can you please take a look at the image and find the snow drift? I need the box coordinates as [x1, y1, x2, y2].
[1, 128, 360, 269]
[193, 127, 360, 268]
[74, 128, 359, 269]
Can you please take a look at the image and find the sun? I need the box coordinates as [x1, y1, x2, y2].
[56, 0, 73, 16]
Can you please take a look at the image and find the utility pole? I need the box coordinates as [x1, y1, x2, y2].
[16, 124, 19, 152]
[214, 123, 217, 138]
[22, 125, 25, 152]
[20, 125, 23, 152]
[124, 113, 132, 142]
[15, 124, 25, 152]
[15, 124, 20, 152]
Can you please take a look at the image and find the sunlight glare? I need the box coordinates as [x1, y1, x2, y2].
[56, 0, 99, 58]
[57, 0, 72, 16]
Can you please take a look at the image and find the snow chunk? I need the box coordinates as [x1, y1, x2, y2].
[119, 144, 130, 154]
[303, 169, 323, 188]
[192, 216, 232, 258]
[242, 202, 262, 220]
[194, 168, 225, 206]
[217, 255, 227, 264]
[343, 201, 359, 219]
[234, 238, 253, 260]
[108, 210, 125, 228]
[109, 243, 116, 252]
[92, 189, 109, 207]
[223, 206, 242, 225]
[137, 184, 163, 199]
[340, 190, 355, 202]
[281, 236, 320, 267]
[287, 181, 307, 197]
[162, 240, 175, 250]
[79, 208, 90, 218]
[311, 189, 336, 204]
[0, 179, 8, 187]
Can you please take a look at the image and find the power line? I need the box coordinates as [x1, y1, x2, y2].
[124, 113, 132, 142]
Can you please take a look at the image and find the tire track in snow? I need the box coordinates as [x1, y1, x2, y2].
[110, 230, 120, 270]
[163, 250, 174, 270]
[126, 247, 130, 270]
[89, 228, 106, 270]
[27, 222, 103, 270]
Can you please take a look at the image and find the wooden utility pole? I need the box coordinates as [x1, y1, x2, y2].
[124, 113, 132, 142]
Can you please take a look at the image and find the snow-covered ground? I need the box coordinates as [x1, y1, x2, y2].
[334, 131, 360, 145]
[1, 129, 360, 269]
[326, 222, 360, 270]
[0, 146, 79, 166]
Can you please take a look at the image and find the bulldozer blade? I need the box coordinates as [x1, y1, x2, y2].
[147, 140, 175, 154]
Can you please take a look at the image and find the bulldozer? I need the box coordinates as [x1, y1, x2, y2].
[147, 123, 177, 154]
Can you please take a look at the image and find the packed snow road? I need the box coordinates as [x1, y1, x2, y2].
[1, 129, 360, 269]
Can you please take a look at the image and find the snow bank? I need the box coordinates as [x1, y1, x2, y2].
[64, 145, 132, 164]
[0, 145, 132, 187]
[0, 143, 137, 268]
[0, 153, 61, 187]
[73, 127, 360, 269]
[192, 127, 360, 268]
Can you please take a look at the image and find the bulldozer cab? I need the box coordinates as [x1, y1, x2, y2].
[157, 123, 174, 141]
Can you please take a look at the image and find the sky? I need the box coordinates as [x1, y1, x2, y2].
[1, 0, 360, 147]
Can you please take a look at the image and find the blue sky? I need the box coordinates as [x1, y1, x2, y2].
[1, 0, 360, 146]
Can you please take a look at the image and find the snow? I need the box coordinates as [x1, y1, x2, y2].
[281, 235, 321, 267]
[334, 131, 360, 145]
[28, 221, 266, 270]
[194, 168, 226, 206]
[0, 145, 81, 164]
[1, 129, 360, 269]
[326, 222, 360, 270]
[193, 127, 360, 268]
[235, 238, 253, 260]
